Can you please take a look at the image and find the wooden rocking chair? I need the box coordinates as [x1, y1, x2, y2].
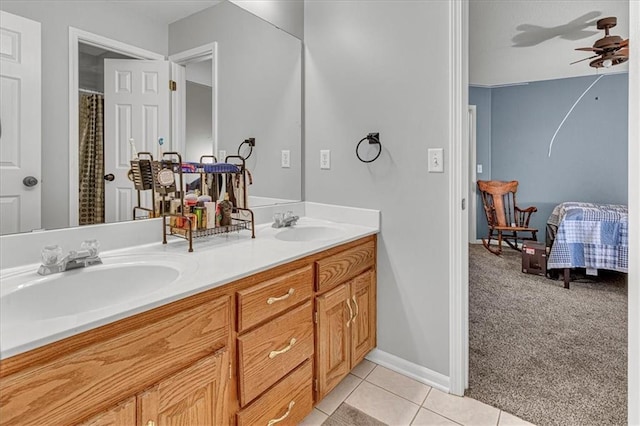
[477, 180, 538, 255]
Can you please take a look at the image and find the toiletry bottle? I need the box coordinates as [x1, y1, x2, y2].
[215, 203, 222, 227]
[220, 193, 233, 227]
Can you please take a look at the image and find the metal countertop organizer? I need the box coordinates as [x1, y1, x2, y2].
[130, 152, 255, 252]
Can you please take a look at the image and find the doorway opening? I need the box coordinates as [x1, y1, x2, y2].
[68, 27, 164, 228]
[77, 43, 132, 225]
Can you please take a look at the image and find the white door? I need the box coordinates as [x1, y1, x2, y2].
[0, 11, 41, 235]
[468, 106, 477, 243]
[103, 59, 170, 223]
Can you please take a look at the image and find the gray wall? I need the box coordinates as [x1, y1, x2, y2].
[169, 1, 302, 202]
[185, 81, 213, 164]
[305, 0, 452, 375]
[0, 2, 168, 231]
[480, 74, 629, 238]
[231, 0, 304, 40]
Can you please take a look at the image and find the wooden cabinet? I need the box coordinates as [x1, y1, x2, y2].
[138, 349, 229, 426]
[316, 283, 351, 397]
[0, 296, 230, 426]
[237, 300, 314, 406]
[81, 350, 229, 426]
[236, 360, 313, 426]
[315, 240, 377, 401]
[235, 265, 315, 424]
[79, 397, 137, 426]
[350, 269, 376, 367]
[316, 240, 375, 293]
[237, 265, 313, 333]
[0, 235, 376, 426]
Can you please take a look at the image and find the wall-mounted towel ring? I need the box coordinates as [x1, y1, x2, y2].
[356, 133, 381, 163]
[237, 137, 255, 160]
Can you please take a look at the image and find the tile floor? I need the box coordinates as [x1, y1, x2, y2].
[299, 360, 534, 426]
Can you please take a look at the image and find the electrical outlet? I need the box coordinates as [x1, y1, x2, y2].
[218, 150, 227, 161]
[428, 148, 444, 173]
[281, 150, 291, 168]
[320, 150, 331, 169]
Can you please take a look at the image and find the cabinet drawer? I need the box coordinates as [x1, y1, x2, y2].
[237, 359, 313, 426]
[0, 296, 230, 426]
[316, 240, 375, 293]
[237, 265, 313, 332]
[237, 300, 314, 406]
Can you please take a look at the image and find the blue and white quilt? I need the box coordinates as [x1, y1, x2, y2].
[547, 202, 628, 273]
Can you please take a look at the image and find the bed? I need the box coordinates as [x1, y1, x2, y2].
[546, 202, 628, 288]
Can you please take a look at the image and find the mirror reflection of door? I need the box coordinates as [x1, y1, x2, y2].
[77, 44, 170, 225]
[0, 11, 41, 234]
[77, 44, 132, 226]
[103, 58, 170, 223]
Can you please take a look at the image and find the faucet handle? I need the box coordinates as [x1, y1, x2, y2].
[273, 212, 284, 226]
[81, 239, 100, 257]
[41, 245, 62, 266]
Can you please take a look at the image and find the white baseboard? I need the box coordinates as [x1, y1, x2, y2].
[365, 348, 450, 393]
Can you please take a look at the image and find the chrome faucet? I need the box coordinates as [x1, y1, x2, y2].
[272, 211, 299, 228]
[37, 240, 103, 276]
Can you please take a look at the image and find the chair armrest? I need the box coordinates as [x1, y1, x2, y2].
[515, 206, 537, 213]
[515, 205, 537, 227]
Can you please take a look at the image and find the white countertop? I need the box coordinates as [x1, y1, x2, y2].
[0, 215, 378, 360]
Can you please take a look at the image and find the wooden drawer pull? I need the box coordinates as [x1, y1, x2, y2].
[267, 288, 295, 305]
[346, 298, 354, 327]
[352, 295, 359, 322]
[146, 421, 156, 426]
[267, 401, 295, 426]
[269, 338, 297, 359]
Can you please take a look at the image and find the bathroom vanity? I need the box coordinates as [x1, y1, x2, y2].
[0, 217, 377, 425]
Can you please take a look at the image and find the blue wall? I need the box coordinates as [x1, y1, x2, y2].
[470, 73, 628, 240]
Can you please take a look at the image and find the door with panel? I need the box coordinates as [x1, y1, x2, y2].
[315, 283, 350, 401]
[350, 269, 376, 367]
[0, 11, 41, 234]
[103, 58, 170, 223]
[78, 396, 137, 426]
[138, 349, 230, 426]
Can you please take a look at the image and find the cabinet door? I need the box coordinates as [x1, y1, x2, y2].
[315, 284, 350, 401]
[138, 349, 229, 426]
[79, 396, 136, 426]
[350, 270, 376, 367]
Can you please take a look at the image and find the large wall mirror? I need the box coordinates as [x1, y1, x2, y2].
[0, 0, 302, 236]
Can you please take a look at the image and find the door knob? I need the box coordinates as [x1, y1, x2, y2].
[104, 173, 115, 181]
[23, 176, 38, 187]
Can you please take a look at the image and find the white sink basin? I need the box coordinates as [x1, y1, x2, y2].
[0, 255, 195, 325]
[275, 225, 345, 242]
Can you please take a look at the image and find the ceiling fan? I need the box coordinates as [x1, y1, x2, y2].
[572, 17, 629, 68]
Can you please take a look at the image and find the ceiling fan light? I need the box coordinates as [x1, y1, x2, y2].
[603, 58, 613, 68]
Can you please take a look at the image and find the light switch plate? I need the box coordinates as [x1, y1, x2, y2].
[218, 150, 227, 162]
[281, 150, 291, 168]
[320, 150, 331, 169]
[477, 164, 483, 174]
[428, 148, 444, 173]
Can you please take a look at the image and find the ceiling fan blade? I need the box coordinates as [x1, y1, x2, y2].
[575, 47, 602, 52]
[620, 39, 629, 47]
[570, 55, 599, 65]
[619, 48, 629, 57]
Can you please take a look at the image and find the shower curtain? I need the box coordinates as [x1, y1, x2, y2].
[79, 93, 105, 225]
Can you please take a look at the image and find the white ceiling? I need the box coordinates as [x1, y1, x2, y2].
[469, 0, 629, 86]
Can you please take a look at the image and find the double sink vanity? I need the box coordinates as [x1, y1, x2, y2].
[0, 206, 379, 425]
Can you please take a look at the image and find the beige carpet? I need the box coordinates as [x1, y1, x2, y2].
[465, 244, 627, 426]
